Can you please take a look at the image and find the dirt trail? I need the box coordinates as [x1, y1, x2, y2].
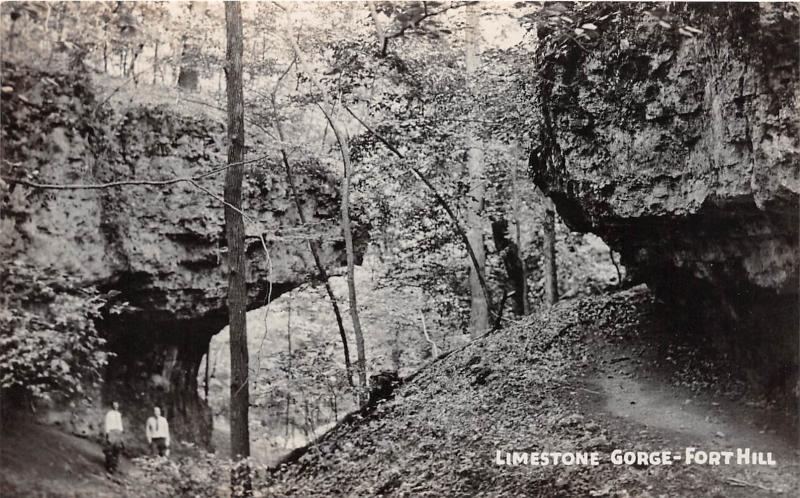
[588, 327, 800, 496]
[596, 374, 794, 454]
[588, 373, 799, 495]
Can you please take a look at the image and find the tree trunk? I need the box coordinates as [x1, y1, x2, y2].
[285, 298, 293, 439]
[491, 219, 526, 316]
[271, 89, 355, 388]
[204, 341, 210, 399]
[511, 155, 529, 314]
[368, 2, 387, 56]
[288, 37, 368, 404]
[391, 328, 401, 371]
[129, 43, 142, 86]
[224, 3, 251, 495]
[153, 40, 159, 86]
[544, 208, 558, 306]
[465, 3, 488, 337]
[7, 18, 16, 51]
[336, 125, 368, 399]
[420, 310, 439, 357]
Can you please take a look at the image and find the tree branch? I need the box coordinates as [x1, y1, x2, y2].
[341, 104, 494, 316]
[380, 2, 473, 56]
[1, 155, 271, 190]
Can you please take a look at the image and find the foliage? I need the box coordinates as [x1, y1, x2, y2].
[133, 453, 252, 498]
[0, 261, 109, 401]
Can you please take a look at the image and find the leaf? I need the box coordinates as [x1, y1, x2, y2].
[684, 26, 703, 34]
[658, 20, 671, 29]
[581, 23, 598, 31]
[678, 27, 694, 37]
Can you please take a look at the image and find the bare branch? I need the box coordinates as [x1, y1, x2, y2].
[1, 155, 271, 191]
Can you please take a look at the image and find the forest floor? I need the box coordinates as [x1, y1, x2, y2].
[2, 286, 797, 497]
[263, 285, 799, 497]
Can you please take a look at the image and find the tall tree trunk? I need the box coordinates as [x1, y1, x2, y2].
[285, 298, 293, 440]
[511, 155, 529, 314]
[204, 341, 210, 399]
[274, 124, 355, 388]
[288, 37, 368, 403]
[335, 124, 367, 399]
[491, 220, 526, 316]
[465, 3, 488, 337]
[269, 73, 354, 388]
[544, 208, 558, 306]
[224, 3, 251, 495]
[368, 2, 387, 55]
[7, 18, 16, 51]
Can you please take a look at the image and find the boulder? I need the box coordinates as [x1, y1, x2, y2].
[528, 3, 798, 389]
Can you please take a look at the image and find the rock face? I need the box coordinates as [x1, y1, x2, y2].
[529, 4, 798, 387]
[1, 64, 358, 447]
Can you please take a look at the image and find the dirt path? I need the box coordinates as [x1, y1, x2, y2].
[596, 374, 794, 453]
[588, 333, 800, 496]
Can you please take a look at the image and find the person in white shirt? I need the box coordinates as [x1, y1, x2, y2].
[103, 402, 124, 472]
[145, 406, 170, 457]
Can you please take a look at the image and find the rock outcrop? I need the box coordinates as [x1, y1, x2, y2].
[1, 63, 359, 447]
[529, 4, 798, 388]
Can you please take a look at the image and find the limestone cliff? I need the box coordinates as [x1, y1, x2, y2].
[529, 4, 799, 387]
[1, 63, 357, 447]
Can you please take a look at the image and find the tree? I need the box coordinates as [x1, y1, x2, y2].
[223, 2, 251, 495]
[269, 63, 355, 389]
[543, 207, 558, 306]
[465, 2, 489, 337]
[510, 153, 529, 315]
[287, 34, 369, 404]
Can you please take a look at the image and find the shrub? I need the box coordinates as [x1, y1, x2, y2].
[0, 261, 109, 402]
[133, 453, 267, 497]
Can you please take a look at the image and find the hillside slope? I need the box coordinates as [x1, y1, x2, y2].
[265, 287, 799, 497]
[0, 417, 135, 497]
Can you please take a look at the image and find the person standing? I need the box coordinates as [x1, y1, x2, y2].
[145, 406, 170, 457]
[103, 401, 124, 473]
